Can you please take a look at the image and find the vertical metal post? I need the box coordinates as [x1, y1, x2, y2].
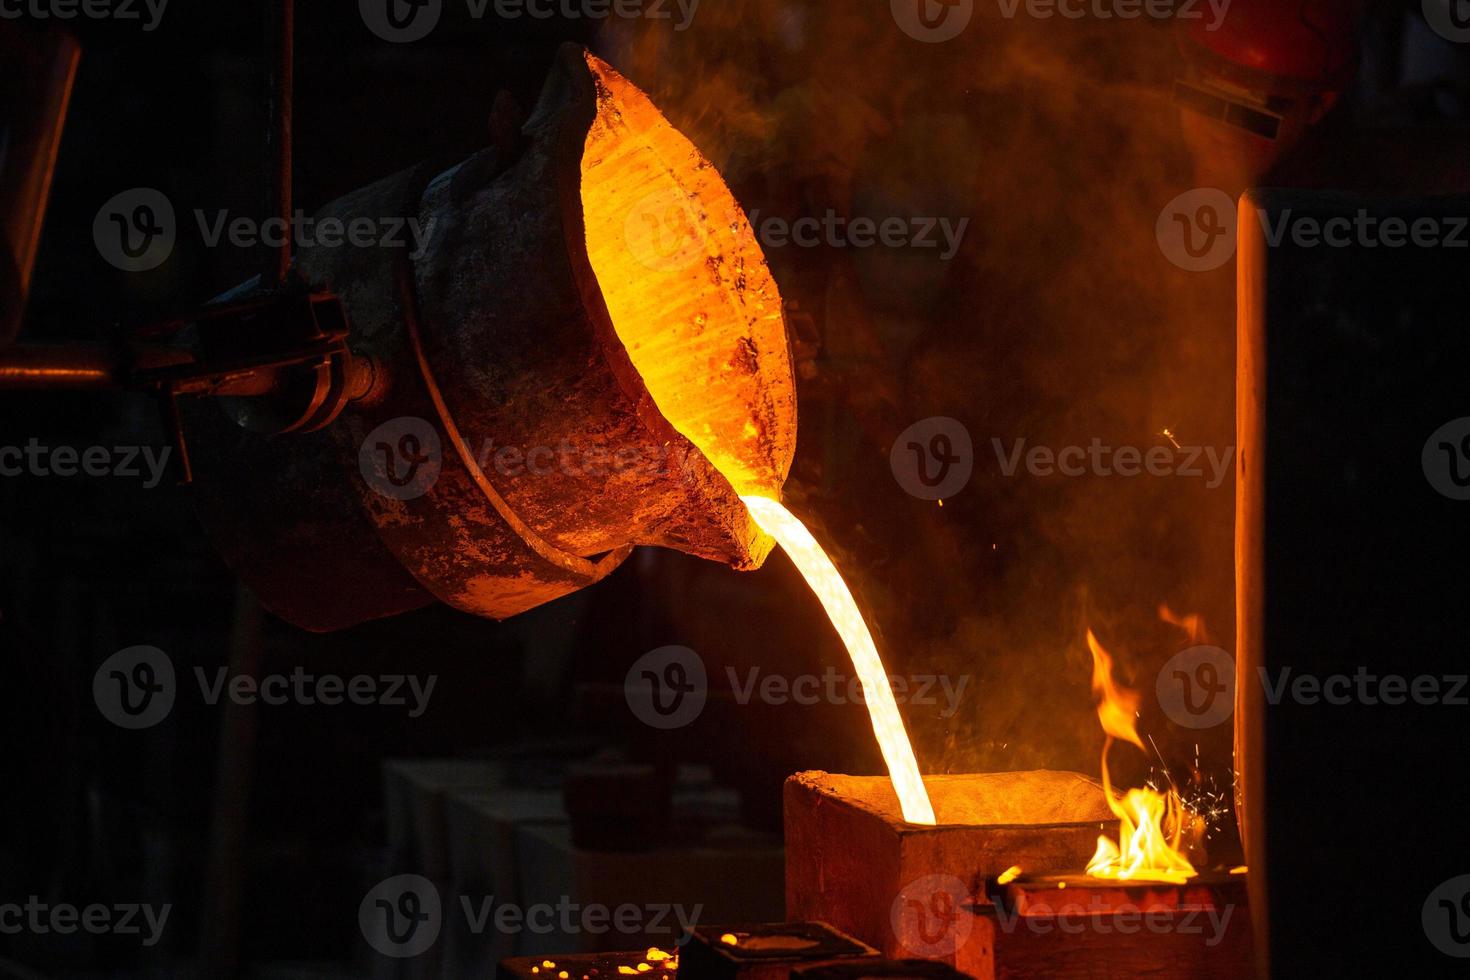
[199, 588, 265, 978]
[199, 5, 292, 974]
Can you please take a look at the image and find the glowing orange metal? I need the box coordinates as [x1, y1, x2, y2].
[742, 496, 936, 825]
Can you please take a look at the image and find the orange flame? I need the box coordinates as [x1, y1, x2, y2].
[1085, 629, 1197, 884]
[1158, 603, 1207, 644]
[742, 496, 936, 825]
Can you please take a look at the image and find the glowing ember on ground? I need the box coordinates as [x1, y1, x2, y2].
[997, 865, 1022, 885]
[1085, 629, 1198, 884]
[742, 496, 936, 825]
[616, 951, 678, 976]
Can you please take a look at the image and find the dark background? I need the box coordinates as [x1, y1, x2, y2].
[3, 0, 1470, 974]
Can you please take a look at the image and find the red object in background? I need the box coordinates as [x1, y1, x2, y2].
[1184, 0, 1364, 90]
[1174, 0, 1366, 184]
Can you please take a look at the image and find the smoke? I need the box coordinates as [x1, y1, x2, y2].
[600, 1, 1239, 858]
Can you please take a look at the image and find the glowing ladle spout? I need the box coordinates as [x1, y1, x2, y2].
[742, 495, 936, 825]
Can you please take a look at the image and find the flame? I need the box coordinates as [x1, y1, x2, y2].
[742, 496, 936, 825]
[1158, 603, 1207, 644]
[1087, 630, 1143, 750]
[1085, 629, 1197, 884]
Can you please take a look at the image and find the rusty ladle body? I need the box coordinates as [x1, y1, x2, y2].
[0, 44, 796, 632]
[181, 46, 797, 632]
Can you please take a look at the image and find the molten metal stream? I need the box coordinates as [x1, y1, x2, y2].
[742, 496, 936, 825]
